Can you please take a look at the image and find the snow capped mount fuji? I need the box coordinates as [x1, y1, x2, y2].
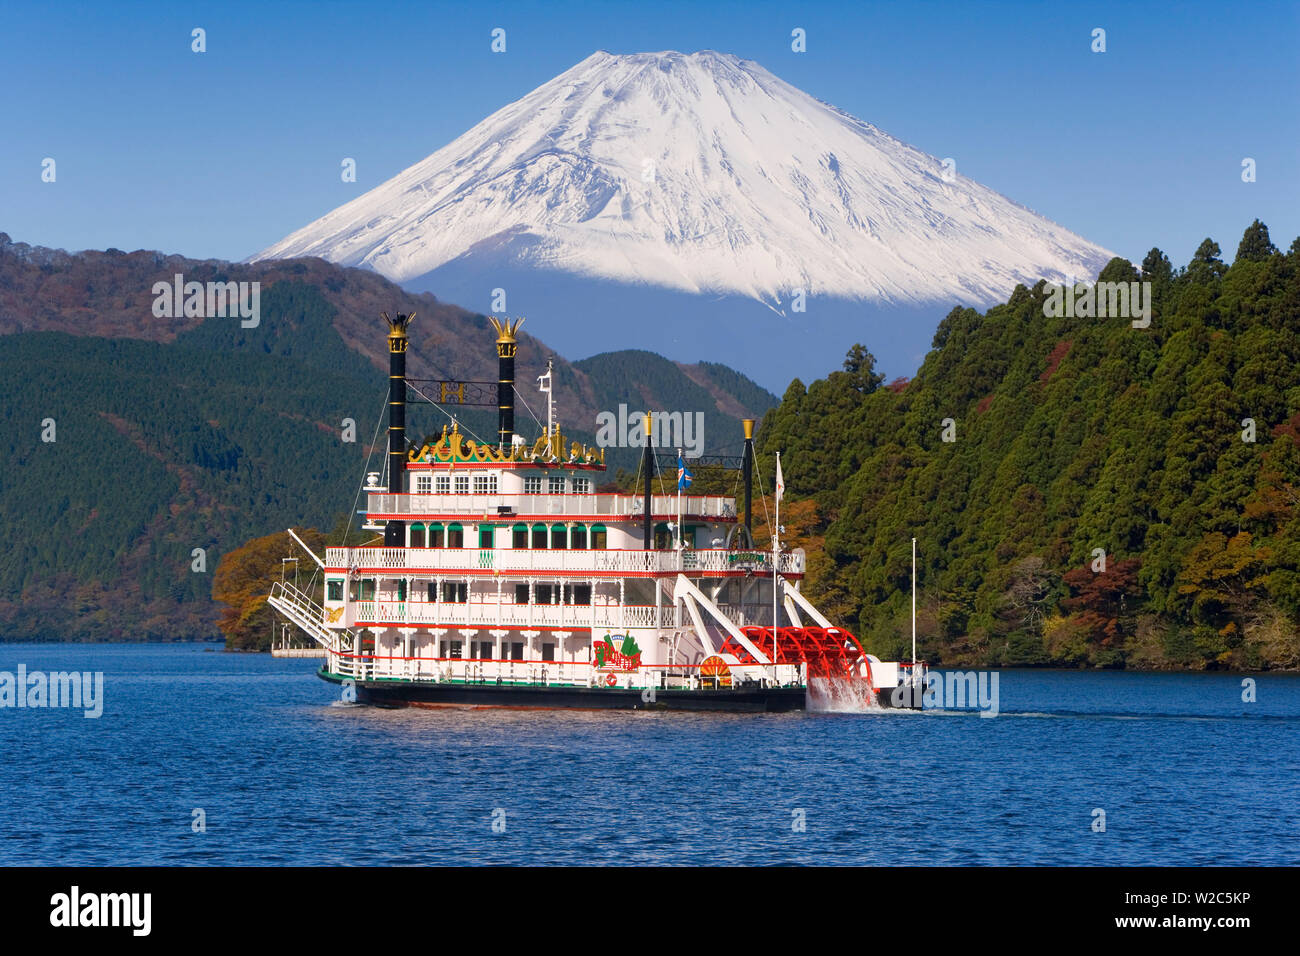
[252, 50, 1113, 386]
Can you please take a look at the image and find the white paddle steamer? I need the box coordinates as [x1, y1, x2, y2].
[268, 313, 924, 711]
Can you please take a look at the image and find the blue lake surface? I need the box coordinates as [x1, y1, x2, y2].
[0, 643, 1296, 865]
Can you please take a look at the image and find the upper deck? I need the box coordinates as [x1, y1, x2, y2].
[364, 491, 737, 522]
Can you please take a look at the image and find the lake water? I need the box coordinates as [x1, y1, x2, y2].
[1, 643, 1296, 865]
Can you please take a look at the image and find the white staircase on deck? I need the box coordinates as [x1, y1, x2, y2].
[268, 581, 353, 652]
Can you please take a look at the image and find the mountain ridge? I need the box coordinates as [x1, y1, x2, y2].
[0, 231, 776, 436]
[252, 50, 1113, 308]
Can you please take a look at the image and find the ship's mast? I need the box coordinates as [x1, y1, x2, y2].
[675, 447, 682, 551]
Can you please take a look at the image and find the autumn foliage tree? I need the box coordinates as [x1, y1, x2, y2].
[1174, 532, 1272, 634]
[1061, 558, 1142, 645]
[212, 529, 326, 651]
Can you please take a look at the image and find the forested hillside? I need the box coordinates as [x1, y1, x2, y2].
[573, 350, 773, 455]
[0, 324, 379, 641]
[0, 237, 774, 642]
[757, 221, 1300, 670]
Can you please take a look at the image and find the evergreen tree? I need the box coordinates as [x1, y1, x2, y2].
[1141, 247, 1173, 283]
[1235, 219, 1277, 263]
[755, 220, 1300, 671]
[840, 344, 885, 394]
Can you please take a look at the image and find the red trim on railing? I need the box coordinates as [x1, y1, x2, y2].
[375, 490, 733, 499]
[328, 569, 803, 580]
[333, 651, 763, 670]
[350, 623, 595, 632]
[403, 462, 607, 471]
[364, 513, 735, 523]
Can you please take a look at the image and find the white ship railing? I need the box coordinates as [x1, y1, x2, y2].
[321, 654, 805, 690]
[365, 492, 736, 519]
[324, 546, 804, 576]
[345, 600, 675, 629]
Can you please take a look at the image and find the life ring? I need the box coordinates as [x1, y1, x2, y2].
[605, 673, 617, 688]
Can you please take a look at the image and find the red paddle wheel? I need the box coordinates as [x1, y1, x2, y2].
[719, 626, 875, 689]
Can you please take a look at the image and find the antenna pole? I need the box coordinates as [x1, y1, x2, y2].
[773, 452, 781, 684]
[911, 536, 917, 666]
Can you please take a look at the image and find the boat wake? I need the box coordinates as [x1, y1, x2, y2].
[807, 677, 882, 713]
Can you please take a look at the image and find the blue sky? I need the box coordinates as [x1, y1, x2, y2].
[2, 0, 1296, 269]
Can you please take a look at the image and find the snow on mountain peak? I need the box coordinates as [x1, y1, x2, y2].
[251, 50, 1112, 309]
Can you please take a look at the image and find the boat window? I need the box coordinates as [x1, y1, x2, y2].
[512, 524, 528, 548]
[541, 644, 555, 662]
[570, 584, 592, 605]
[441, 581, 467, 603]
[435, 475, 450, 493]
[428, 523, 444, 548]
[570, 524, 587, 549]
[572, 477, 590, 494]
[523, 475, 542, 494]
[478, 525, 494, 549]
[654, 522, 672, 550]
[454, 475, 469, 494]
[531, 523, 548, 549]
[409, 523, 425, 548]
[509, 642, 524, 661]
[551, 523, 568, 550]
[536, 584, 555, 604]
[473, 474, 498, 494]
[415, 475, 432, 493]
[447, 523, 464, 548]
[326, 579, 343, 602]
[514, 584, 529, 604]
[590, 525, 607, 550]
